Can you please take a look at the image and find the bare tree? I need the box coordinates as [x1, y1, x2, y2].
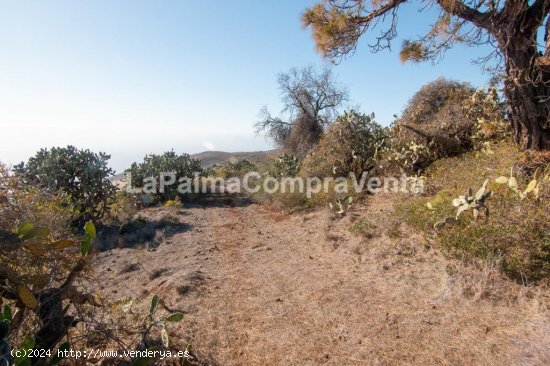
[256, 66, 348, 157]
[302, 0, 550, 150]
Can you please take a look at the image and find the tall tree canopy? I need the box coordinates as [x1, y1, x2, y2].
[256, 66, 348, 157]
[303, 0, 550, 150]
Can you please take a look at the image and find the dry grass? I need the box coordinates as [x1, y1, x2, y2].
[90, 195, 549, 365]
[252, 177, 364, 213]
[395, 141, 550, 283]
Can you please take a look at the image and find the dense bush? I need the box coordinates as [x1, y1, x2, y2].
[219, 158, 257, 178]
[1, 163, 74, 239]
[301, 110, 387, 178]
[1, 162, 92, 355]
[268, 153, 300, 177]
[127, 150, 203, 203]
[1, 163, 187, 364]
[0, 163, 97, 360]
[463, 86, 511, 151]
[14, 146, 116, 227]
[384, 79, 474, 173]
[109, 190, 141, 223]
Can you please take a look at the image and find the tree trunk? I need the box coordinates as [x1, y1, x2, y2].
[501, 35, 550, 150]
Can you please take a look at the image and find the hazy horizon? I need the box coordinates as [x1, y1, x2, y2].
[1, 0, 494, 172]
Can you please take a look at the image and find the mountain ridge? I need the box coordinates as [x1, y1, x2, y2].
[191, 150, 276, 167]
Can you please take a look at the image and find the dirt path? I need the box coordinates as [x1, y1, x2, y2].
[94, 195, 550, 365]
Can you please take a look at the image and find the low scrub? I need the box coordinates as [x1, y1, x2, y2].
[267, 153, 300, 177]
[127, 150, 203, 203]
[1, 163, 74, 239]
[109, 190, 142, 223]
[218, 158, 257, 178]
[301, 110, 386, 178]
[13, 146, 117, 227]
[382, 78, 508, 174]
[395, 142, 550, 283]
[1, 163, 188, 365]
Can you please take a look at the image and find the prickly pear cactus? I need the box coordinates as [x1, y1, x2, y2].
[495, 166, 549, 200]
[434, 180, 493, 230]
[328, 196, 353, 215]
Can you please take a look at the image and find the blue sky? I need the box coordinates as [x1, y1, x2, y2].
[0, 0, 494, 172]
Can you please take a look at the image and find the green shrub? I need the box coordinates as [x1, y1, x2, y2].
[127, 150, 202, 203]
[13, 146, 116, 227]
[268, 153, 300, 177]
[219, 158, 256, 178]
[109, 190, 141, 223]
[301, 110, 387, 178]
[382, 140, 435, 175]
[201, 165, 217, 177]
[328, 195, 353, 215]
[0, 218, 98, 360]
[1, 163, 190, 364]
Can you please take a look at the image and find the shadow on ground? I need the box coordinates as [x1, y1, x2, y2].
[96, 192, 251, 251]
[96, 216, 191, 251]
[185, 192, 253, 209]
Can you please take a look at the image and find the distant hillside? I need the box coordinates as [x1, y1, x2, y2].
[191, 150, 276, 167]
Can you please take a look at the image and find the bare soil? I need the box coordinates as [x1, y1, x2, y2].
[94, 194, 550, 365]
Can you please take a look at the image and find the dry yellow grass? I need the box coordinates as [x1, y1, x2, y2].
[396, 141, 550, 283]
[91, 193, 549, 365]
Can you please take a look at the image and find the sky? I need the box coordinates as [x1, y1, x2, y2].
[0, 0, 494, 172]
